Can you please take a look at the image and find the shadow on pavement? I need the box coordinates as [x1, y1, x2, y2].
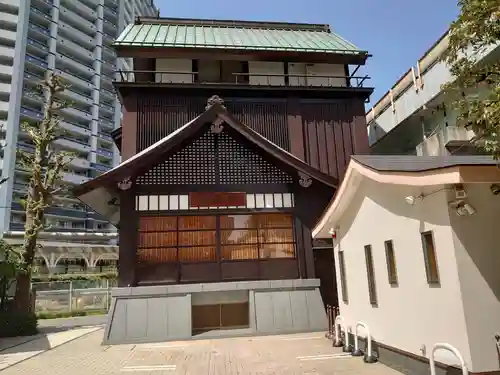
[0, 315, 107, 354]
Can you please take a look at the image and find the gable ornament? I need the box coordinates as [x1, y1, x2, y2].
[206, 95, 225, 110]
[117, 177, 133, 191]
[298, 172, 312, 188]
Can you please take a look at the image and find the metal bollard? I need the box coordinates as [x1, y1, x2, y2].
[325, 305, 332, 338]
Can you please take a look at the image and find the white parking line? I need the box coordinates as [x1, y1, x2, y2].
[136, 344, 188, 350]
[297, 353, 353, 361]
[121, 365, 176, 372]
[280, 336, 324, 341]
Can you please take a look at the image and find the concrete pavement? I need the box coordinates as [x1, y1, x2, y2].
[0, 329, 404, 375]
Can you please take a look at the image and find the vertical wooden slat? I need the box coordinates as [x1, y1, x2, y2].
[122, 96, 137, 160]
[333, 101, 346, 179]
[325, 111, 338, 179]
[287, 98, 305, 161]
[316, 118, 329, 174]
[341, 100, 354, 161]
[350, 98, 370, 154]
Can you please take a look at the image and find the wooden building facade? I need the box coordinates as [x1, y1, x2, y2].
[73, 17, 372, 343]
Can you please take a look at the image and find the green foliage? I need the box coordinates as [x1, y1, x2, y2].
[37, 309, 107, 320]
[31, 272, 117, 283]
[0, 311, 38, 337]
[0, 240, 25, 311]
[441, 0, 500, 157]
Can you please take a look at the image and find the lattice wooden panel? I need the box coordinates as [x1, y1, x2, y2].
[218, 131, 293, 184]
[137, 130, 217, 185]
[137, 129, 293, 185]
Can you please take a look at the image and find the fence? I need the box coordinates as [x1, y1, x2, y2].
[32, 280, 116, 314]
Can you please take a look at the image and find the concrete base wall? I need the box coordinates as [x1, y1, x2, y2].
[103, 279, 327, 345]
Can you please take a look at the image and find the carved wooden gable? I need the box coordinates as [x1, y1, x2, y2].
[136, 127, 293, 185]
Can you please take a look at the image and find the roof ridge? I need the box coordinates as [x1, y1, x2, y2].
[135, 16, 331, 32]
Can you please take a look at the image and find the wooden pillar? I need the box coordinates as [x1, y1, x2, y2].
[122, 96, 138, 161]
[118, 186, 138, 287]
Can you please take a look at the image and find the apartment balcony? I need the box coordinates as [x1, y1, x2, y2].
[32, 0, 53, 10]
[12, 182, 29, 193]
[62, 171, 91, 185]
[25, 53, 48, 71]
[98, 131, 113, 143]
[70, 157, 91, 169]
[102, 18, 117, 33]
[0, 29, 16, 44]
[30, 6, 52, 24]
[56, 53, 94, 79]
[0, 101, 9, 113]
[27, 37, 49, 57]
[114, 70, 371, 90]
[54, 136, 91, 153]
[102, 31, 116, 45]
[59, 120, 92, 137]
[60, 106, 93, 123]
[0, 46, 14, 60]
[98, 117, 115, 131]
[99, 102, 115, 115]
[96, 148, 113, 158]
[28, 22, 50, 41]
[59, 6, 96, 36]
[99, 86, 116, 100]
[57, 37, 94, 63]
[58, 87, 93, 106]
[91, 162, 111, 173]
[20, 106, 43, 121]
[60, 0, 96, 23]
[46, 205, 89, 219]
[0, 12, 18, 29]
[0, 82, 11, 96]
[55, 68, 93, 90]
[58, 21, 95, 48]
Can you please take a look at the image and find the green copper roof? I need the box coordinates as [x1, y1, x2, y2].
[113, 21, 363, 54]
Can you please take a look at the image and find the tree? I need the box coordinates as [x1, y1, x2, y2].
[441, 0, 500, 157]
[13, 73, 74, 312]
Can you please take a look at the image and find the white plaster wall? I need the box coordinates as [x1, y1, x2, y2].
[155, 58, 193, 83]
[288, 62, 346, 87]
[449, 184, 500, 373]
[306, 63, 346, 87]
[248, 61, 285, 86]
[335, 179, 471, 367]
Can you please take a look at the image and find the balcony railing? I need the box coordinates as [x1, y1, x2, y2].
[114, 70, 371, 88]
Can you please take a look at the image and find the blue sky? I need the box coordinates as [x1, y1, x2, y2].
[154, 0, 459, 106]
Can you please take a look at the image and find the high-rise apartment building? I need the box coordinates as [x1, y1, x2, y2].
[0, 0, 158, 235]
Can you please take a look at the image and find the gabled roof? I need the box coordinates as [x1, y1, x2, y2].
[74, 98, 337, 225]
[313, 154, 500, 238]
[113, 17, 366, 56]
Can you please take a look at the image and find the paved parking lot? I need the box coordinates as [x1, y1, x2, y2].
[0, 329, 403, 375]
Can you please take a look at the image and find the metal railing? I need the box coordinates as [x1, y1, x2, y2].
[32, 280, 116, 313]
[115, 70, 371, 88]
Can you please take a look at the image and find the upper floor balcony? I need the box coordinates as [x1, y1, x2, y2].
[114, 69, 370, 93]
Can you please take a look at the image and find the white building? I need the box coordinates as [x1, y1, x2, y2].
[0, 0, 158, 235]
[313, 154, 500, 375]
[365, 31, 499, 156]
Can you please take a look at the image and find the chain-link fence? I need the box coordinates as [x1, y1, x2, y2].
[32, 280, 117, 313]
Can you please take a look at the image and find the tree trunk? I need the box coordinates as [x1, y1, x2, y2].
[13, 273, 31, 313]
[13, 234, 37, 313]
